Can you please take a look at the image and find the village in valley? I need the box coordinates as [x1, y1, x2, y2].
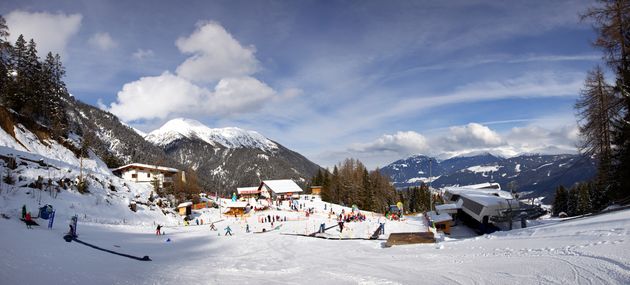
[1, 1, 630, 284]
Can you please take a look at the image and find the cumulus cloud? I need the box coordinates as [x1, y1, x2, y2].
[505, 124, 579, 154]
[5, 10, 82, 56]
[110, 21, 276, 122]
[175, 21, 259, 83]
[351, 131, 429, 155]
[440, 123, 503, 151]
[88, 32, 117, 50]
[132, 48, 155, 60]
[337, 121, 580, 167]
[109, 72, 275, 122]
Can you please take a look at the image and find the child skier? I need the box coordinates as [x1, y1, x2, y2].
[224, 225, 233, 236]
[24, 212, 33, 229]
[209, 223, 217, 231]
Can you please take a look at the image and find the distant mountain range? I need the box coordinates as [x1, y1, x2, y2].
[381, 153, 596, 202]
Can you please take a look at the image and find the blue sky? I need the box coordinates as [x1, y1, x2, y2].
[1, 0, 603, 168]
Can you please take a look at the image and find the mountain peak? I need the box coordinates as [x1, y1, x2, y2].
[145, 118, 278, 151]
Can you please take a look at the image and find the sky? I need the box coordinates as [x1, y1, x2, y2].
[0, 0, 604, 169]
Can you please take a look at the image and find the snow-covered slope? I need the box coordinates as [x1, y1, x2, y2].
[145, 118, 277, 151]
[0, 194, 628, 284]
[0, 122, 178, 227]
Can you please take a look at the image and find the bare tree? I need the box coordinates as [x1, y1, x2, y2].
[575, 66, 620, 190]
[582, 0, 630, 201]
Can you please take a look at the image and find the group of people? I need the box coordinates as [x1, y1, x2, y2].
[258, 214, 286, 224]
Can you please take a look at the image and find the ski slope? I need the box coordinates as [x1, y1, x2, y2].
[0, 208, 628, 284]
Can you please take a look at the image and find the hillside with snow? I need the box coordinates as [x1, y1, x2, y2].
[0, 119, 178, 227]
[1, 190, 628, 284]
[144, 118, 320, 193]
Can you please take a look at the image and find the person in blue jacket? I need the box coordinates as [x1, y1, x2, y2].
[225, 225, 233, 236]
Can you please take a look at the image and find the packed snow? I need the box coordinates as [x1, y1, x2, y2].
[1, 200, 628, 284]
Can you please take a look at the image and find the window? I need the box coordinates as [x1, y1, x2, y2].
[147, 173, 151, 178]
[131, 174, 137, 179]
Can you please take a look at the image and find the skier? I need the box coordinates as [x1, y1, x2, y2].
[379, 223, 385, 235]
[195, 219, 199, 226]
[209, 223, 217, 231]
[24, 212, 33, 229]
[22, 205, 26, 219]
[224, 225, 233, 236]
[70, 215, 78, 237]
[319, 223, 325, 233]
[246, 224, 250, 233]
[156, 225, 162, 235]
[338, 221, 344, 233]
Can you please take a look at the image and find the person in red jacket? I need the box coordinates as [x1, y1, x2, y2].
[25, 212, 33, 229]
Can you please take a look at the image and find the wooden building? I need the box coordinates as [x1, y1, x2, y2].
[310, 186, 322, 196]
[224, 201, 248, 216]
[177, 202, 192, 216]
[237, 186, 261, 199]
[112, 163, 184, 189]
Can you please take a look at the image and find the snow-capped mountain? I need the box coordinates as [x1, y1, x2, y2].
[145, 118, 277, 151]
[146, 118, 321, 193]
[382, 153, 596, 202]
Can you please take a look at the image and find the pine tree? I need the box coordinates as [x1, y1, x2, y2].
[567, 186, 579, 216]
[0, 15, 10, 99]
[552, 185, 569, 216]
[577, 183, 593, 215]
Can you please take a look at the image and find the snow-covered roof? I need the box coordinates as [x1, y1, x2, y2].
[112, 163, 180, 173]
[237, 187, 260, 194]
[177, 202, 193, 208]
[460, 193, 512, 207]
[260, 179, 303, 194]
[427, 211, 452, 223]
[444, 184, 513, 199]
[225, 201, 248, 208]
[435, 203, 460, 211]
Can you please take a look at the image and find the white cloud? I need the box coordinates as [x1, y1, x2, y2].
[351, 131, 429, 155]
[5, 10, 82, 56]
[440, 123, 503, 151]
[175, 21, 259, 83]
[111, 21, 276, 122]
[332, 121, 580, 168]
[88, 32, 117, 51]
[110, 72, 205, 121]
[132, 49, 155, 60]
[108, 72, 275, 122]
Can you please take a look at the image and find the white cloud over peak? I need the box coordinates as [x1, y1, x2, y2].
[441, 123, 503, 150]
[175, 21, 259, 83]
[88, 32, 117, 51]
[109, 21, 275, 122]
[5, 10, 82, 57]
[330, 120, 580, 168]
[109, 72, 275, 122]
[351, 131, 429, 155]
